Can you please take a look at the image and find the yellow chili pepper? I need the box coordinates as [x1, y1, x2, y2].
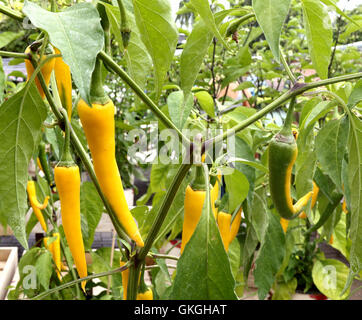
[77, 98, 144, 247]
[53, 48, 73, 120]
[137, 288, 153, 300]
[26, 180, 49, 232]
[217, 212, 232, 252]
[44, 233, 61, 280]
[24, 44, 55, 99]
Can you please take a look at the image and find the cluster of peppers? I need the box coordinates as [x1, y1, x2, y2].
[181, 164, 243, 254]
[24, 41, 149, 297]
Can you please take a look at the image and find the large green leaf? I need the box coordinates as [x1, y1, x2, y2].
[35, 249, 53, 290]
[80, 181, 105, 250]
[190, 0, 229, 49]
[302, 0, 332, 79]
[0, 83, 47, 249]
[180, 19, 213, 95]
[224, 169, 249, 213]
[0, 57, 4, 104]
[194, 90, 215, 118]
[252, 0, 291, 62]
[253, 211, 286, 300]
[348, 79, 362, 109]
[250, 188, 268, 242]
[132, 0, 178, 101]
[170, 167, 237, 300]
[167, 90, 193, 130]
[23, 1, 104, 106]
[315, 117, 349, 192]
[102, 1, 151, 93]
[312, 259, 350, 300]
[347, 112, 362, 275]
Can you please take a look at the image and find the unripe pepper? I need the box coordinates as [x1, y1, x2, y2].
[268, 98, 313, 220]
[53, 48, 73, 120]
[54, 109, 87, 291]
[26, 180, 49, 232]
[24, 42, 55, 99]
[77, 59, 143, 247]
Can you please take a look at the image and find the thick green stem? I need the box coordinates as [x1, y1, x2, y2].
[206, 72, 362, 150]
[0, 4, 24, 21]
[280, 96, 296, 135]
[0, 50, 28, 59]
[279, 46, 296, 84]
[117, 0, 131, 49]
[90, 57, 109, 104]
[98, 50, 190, 146]
[58, 108, 75, 167]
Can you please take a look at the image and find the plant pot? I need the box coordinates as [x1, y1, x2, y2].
[0, 247, 18, 300]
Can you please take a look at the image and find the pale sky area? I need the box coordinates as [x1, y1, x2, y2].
[170, 0, 361, 16]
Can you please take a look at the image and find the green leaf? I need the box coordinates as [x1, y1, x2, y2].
[180, 9, 232, 95]
[194, 90, 215, 118]
[35, 249, 53, 290]
[0, 31, 25, 49]
[170, 166, 237, 299]
[348, 79, 362, 109]
[190, 0, 230, 50]
[252, 0, 291, 62]
[224, 170, 249, 213]
[312, 259, 350, 300]
[339, 16, 362, 41]
[300, 100, 338, 145]
[254, 211, 286, 300]
[132, 0, 178, 101]
[180, 19, 213, 95]
[331, 212, 351, 260]
[272, 278, 297, 300]
[0, 83, 47, 249]
[320, 0, 362, 28]
[315, 117, 349, 192]
[242, 222, 259, 281]
[22, 1, 104, 106]
[347, 112, 362, 275]
[0, 57, 5, 104]
[228, 237, 241, 280]
[167, 90, 193, 130]
[80, 181, 104, 250]
[250, 188, 268, 242]
[102, 1, 151, 93]
[302, 0, 333, 79]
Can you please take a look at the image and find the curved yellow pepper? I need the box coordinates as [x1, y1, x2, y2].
[217, 207, 242, 252]
[77, 99, 143, 247]
[137, 288, 153, 300]
[26, 180, 49, 232]
[54, 165, 87, 291]
[24, 45, 55, 99]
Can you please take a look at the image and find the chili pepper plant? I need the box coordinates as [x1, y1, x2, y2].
[0, 0, 361, 300]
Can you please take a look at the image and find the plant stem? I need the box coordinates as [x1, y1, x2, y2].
[31, 262, 132, 300]
[279, 46, 296, 84]
[149, 253, 179, 261]
[98, 50, 190, 146]
[127, 163, 192, 299]
[0, 50, 28, 59]
[0, 4, 24, 21]
[206, 72, 362, 150]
